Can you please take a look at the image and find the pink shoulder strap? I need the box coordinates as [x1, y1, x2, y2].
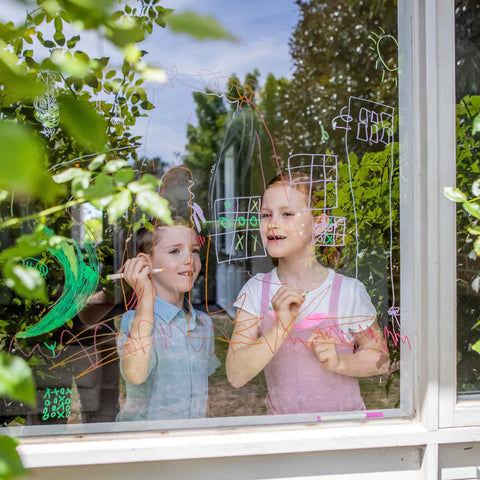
[261, 271, 272, 314]
[328, 273, 344, 320]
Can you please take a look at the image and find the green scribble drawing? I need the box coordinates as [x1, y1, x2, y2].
[43, 341, 57, 358]
[17, 226, 99, 338]
[22, 257, 49, 277]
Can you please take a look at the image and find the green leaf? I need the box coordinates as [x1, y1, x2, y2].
[88, 154, 106, 171]
[107, 190, 132, 221]
[167, 11, 235, 41]
[140, 100, 155, 110]
[0, 435, 28, 480]
[0, 189, 8, 202]
[475, 237, 480, 256]
[102, 159, 129, 173]
[443, 186, 467, 203]
[463, 201, 480, 219]
[136, 191, 171, 221]
[472, 113, 480, 135]
[3, 263, 48, 303]
[82, 174, 115, 201]
[472, 339, 480, 355]
[58, 94, 107, 151]
[113, 168, 134, 187]
[470, 96, 480, 109]
[467, 225, 480, 236]
[54, 31, 65, 46]
[54, 16, 62, 32]
[0, 121, 61, 203]
[52, 167, 84, 183]
[0, 352, 36, 405]
[472, 179, 480, 197]
[128, 174, 161, 193]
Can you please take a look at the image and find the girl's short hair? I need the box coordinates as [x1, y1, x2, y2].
[266, 171, 319, 210]
[135, 216, 191, 255]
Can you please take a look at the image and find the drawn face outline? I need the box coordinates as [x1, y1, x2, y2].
[147, 225, 201, 301]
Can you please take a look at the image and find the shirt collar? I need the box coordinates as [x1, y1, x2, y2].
[153, 296, 198, 328]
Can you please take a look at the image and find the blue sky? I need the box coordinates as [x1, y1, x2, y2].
[137, 0, 300, 163]
[2, 0, 300, 165]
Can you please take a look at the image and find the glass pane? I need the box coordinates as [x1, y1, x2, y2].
[0, 0, 404, 435]
[456, 0, 480, 398]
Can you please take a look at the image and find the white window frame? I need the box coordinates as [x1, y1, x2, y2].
[14, 0, 480, 475]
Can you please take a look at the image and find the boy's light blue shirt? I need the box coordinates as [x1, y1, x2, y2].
[116, 297, 220, 422]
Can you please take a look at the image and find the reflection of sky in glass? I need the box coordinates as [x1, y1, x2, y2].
[136, 0, 299, 164]
[2, 0, 298, 164]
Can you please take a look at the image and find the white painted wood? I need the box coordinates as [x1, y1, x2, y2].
[436, 0, 461, 430]
[27, 446, 422, 480]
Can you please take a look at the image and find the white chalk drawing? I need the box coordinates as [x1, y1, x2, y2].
[285, 153, 347, 247]
[368, 27, 399, 85]
[332, 96, 399, 332]
[33, 72, 60, 138]
[286, 153, 339, 211]
[212, 196, 267, 264]
[314, 216, 346, 247]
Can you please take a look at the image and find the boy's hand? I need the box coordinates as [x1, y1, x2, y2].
[122, 256, 154, 293]
[271, 286, 304, 333]
[307, 332, 343, 372]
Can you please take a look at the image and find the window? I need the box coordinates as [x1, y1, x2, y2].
[455, 0, 480, 401]
[1, 0, 413, 438]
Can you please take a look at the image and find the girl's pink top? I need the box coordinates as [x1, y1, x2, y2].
[260, 272, 365, 415]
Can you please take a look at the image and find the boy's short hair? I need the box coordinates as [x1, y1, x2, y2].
[136, 216, 191, 255]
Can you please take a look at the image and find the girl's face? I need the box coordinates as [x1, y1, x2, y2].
[260, 184, 314, 259]
[149, 225, 201, 297]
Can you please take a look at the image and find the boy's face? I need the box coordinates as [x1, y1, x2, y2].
[260, 184, 314, 258]
[150, 225, 201, 295]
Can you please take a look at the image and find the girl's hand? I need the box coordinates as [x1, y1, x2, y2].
[271, 286, 305, 333]
[307, 332, 343, 373]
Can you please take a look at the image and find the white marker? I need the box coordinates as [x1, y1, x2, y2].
[107, 268, 165, 280]
[317, 411, 383, 422]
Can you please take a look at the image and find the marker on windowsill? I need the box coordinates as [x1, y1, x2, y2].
[317, 411, 383, 422]
[107, 268, 165, 280]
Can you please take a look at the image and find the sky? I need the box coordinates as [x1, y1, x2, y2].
[2, 0, 300, 165]
[137, 0, 300, 164]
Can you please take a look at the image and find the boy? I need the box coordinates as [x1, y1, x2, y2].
[116, 220, 219, 421]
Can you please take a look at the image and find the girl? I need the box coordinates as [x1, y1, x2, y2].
[226, 172, 389, 415]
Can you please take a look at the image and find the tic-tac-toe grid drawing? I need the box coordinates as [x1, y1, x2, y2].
[213, 196, 267, 264]
[314, 216, 346, 247]
[286, 153, 339, 212]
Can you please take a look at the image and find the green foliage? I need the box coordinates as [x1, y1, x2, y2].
[0, 1, 231, 471]
[445, 95, 480, 394]
[0, 352, 35, 405]
[0, 121, 62, 204]
[57, 95, 108, 151]
[0, 435, 27, 480]
[277, 0, 398, 158]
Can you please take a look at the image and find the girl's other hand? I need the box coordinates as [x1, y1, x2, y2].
[271, 286, 305, 333]
[307, 332, 343, 372]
